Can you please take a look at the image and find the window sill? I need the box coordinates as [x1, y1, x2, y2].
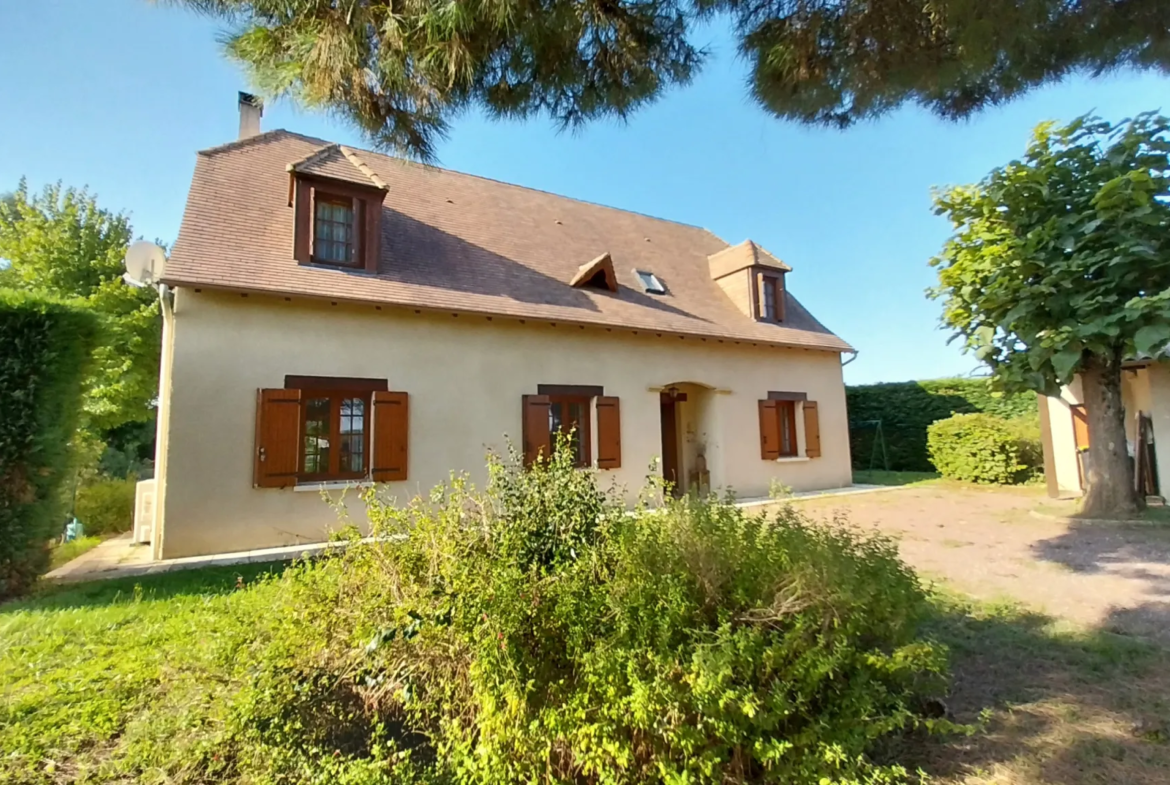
[773, 456, 811, 464]
[293, 480, 369, 493]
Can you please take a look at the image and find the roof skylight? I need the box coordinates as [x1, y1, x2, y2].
[636, 270, 665, 294]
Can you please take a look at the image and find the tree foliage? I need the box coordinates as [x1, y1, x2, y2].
[930, 113, 1170, 515]
[162, 0, 1170, 160]
[930, 114, 1170, 394]
[0, 291, 97, 598]
[847, 378, 1037, 472]
[0, 180, 160, 435]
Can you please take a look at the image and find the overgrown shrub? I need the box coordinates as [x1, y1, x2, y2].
[927, 412, 1039, 485]
[0, 291, 96, 597]
[847, 378, 1038, 472]
[74, 476, 136, 535]
[218, 442, 952, 784]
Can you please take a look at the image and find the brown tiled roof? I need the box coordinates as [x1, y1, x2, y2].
[166, 130, 853, 352]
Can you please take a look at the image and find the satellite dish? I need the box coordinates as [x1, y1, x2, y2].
[123, 241, 167, 286]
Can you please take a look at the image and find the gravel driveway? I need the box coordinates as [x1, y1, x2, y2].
[790, 484, 1170, 643]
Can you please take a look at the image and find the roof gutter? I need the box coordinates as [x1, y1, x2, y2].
[158, 279, 855, 355]
[841, 350, 858, 367]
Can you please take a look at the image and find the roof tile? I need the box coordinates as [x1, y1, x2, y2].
[167, 131, 852, 352]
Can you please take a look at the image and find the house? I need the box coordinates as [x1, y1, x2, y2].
[1039, 358, 1170, 499]
[144, 97, 856, 559]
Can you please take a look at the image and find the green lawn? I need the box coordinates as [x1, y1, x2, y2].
[3, 561, 1169, 784]
[0, 563, 288, 784]
[852, 469, 941, 487]
[47, 536, 103, 571]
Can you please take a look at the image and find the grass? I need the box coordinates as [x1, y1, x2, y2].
[2, 562, 1169, 784]
[1036, 500, 1170, 524]
[853, 469, 941, 487]
[47, 536, 103, 571]
[0, 563, 289, 784]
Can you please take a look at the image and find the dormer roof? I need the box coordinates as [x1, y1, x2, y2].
[167, 131, 852, 353]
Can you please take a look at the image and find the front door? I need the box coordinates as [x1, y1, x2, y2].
[660, 394, 681, 496]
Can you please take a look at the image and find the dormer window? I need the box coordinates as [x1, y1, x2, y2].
[759, 272, 785, 322]
[313, 195, 356, 265]
[636, 270, 666, 294]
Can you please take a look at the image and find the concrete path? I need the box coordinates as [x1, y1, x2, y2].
[43, 534, 349, 584]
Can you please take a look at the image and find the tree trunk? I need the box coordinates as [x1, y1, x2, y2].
[1079, 351, 1140, 518]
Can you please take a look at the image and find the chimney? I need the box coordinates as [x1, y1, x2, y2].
[238, 92, 262, 140]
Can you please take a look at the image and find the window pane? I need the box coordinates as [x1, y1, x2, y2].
[314, 198, 354, 264]
[303, 397, 332, 474]
[339, 397, 365, 473]
[567, 402, 585, 464]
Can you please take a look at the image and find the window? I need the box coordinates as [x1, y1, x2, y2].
[758, 273, 785, 322]
[759, 394, 820, 460]
[253, 377, 410, 488]
[313, 195, 356, 265]
[521, 388, 621, 470]
[635, 269, 666, 294]
[775, 401, 798, 457]
[548, 395, 592, 467]
[300, 391, 370, 480]
[292, 175, 385, 272]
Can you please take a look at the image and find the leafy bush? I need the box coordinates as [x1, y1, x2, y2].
[847, 378, 1037, 472]
[219, 441, 951, 784]
[0, 290, 96, 598]
[927, 412, 1039, 485]
[74, 476, 137, 536]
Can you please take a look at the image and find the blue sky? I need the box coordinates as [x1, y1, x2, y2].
[2, 1, 1167, 385]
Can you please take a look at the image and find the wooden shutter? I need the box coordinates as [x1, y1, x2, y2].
[1071, 404, 1090, 451]
[254, 389, 302, 488]
[292, 179, 312, 264]
[522, 395, 551, 467]
[596, 396, 621, 469]
[371, 391, 409, 482]
[759, 399, 780, 460]
[364, 196, 382, 273]
[803, 400, 822, 458]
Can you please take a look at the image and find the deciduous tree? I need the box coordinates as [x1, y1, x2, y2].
[0, 180, 160, 435]
[930, 113, 1170, 517]
[162, 0, 1170, 160]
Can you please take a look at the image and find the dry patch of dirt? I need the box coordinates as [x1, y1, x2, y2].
[794, 484, 1170, 643]
[772, 485, 1170, 784]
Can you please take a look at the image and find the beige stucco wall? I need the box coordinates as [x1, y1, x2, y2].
[1045, 377, 1085, 496]
[155, 289, 853, 558]
[1045, 364, 1170, 498]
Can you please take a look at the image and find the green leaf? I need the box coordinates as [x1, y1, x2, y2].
[1134, 324, 1170, 358]
[1051, 348, 1083, 380]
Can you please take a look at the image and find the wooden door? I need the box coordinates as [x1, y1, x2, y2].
[660, 394, 681, 496]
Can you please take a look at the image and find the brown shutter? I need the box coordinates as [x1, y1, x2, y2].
[803, 401, 821, 458]
[352, 196, 364, 266]
[371, 391, 409, 482]
[759, 399, 780, 460]
[255, 389, 302, 488]
[364, 196, 382, 273]
[293, 179, 312, 264]
[596, 396, 621, 469]
[1071, 404, 1090, 450]
[776, 273, 787, 322]
[522, 395, 551, 467]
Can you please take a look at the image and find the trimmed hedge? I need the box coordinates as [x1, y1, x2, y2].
[0, 290, 96, 598]
[927, 413, 1042, 484]
[847, 378, 1038, 472]
[74, 476, 136, 536]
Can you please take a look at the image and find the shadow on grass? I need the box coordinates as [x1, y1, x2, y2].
[1, 561, 296, 614]
[887, 594, 1170, 783]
